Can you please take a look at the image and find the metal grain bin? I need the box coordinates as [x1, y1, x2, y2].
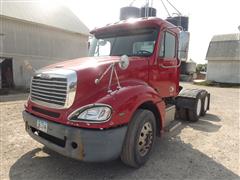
[180, 61, 196, 74]
[120, 7, 140, 20]
[140, 7, 157, 17]
[166, 16, 189, 31]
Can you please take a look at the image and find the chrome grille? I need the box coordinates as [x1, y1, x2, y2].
[30, 69, 77, 109]
[31, 76, 67, 106]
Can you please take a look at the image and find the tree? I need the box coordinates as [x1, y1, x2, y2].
[196, 64, 207, 73]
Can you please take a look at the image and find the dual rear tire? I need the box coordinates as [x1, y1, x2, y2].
[188, 97, 202, 122]
[201, 94, 209, 116]
[177, 91, 209, 122]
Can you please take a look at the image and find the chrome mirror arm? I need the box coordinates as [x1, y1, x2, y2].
[95, 62, 122, 94]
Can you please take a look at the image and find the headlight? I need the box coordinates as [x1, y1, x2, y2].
[68, 104, 112, 123]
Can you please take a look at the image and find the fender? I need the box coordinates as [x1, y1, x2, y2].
[65, 83, 165, 130]
[107, 84, 165, 128]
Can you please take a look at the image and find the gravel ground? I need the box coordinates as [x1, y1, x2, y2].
[0, 83, 239, 180]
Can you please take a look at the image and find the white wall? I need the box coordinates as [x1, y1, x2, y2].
[207, 60, 240, 83]
[0, 17, 88, 88]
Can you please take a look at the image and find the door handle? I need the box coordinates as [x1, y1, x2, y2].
[160, 60, 181, 69]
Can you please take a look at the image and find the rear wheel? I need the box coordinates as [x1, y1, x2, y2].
[201, 95, 209, 116]
[188, 98, 202, 122]
[121, 109, 156, 168]
[177, 108, 188, 120]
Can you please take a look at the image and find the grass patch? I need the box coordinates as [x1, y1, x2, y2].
[193, 80, 240, 88]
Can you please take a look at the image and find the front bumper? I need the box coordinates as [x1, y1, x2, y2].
[23, 111, 127, 162]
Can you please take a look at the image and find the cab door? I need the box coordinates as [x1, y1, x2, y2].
[154, 30, 179, 97]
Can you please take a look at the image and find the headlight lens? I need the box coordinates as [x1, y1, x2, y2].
[69, 104, 112, 122]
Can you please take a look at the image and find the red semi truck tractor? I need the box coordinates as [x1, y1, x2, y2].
[23, 17, 210, 167]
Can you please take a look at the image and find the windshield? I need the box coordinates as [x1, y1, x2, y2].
[89, 28, 158, 57]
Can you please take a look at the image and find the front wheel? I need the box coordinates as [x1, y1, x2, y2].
[121, 109, 156, 168]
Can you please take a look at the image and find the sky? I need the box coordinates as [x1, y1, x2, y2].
[65, 0, 240, 64]
[13, 0, 240, 64]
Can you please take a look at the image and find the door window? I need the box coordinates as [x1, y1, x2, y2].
[159, 31, 176, 58]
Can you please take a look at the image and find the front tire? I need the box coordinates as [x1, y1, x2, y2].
[121, 109, 156, 168]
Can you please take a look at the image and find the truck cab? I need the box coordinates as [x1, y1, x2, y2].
[23, 17, 210, 167]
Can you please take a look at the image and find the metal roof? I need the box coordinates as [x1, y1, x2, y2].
[211, 33, 240, 42]
[206, 33, 240, 61]
[0, 0, 89, 36]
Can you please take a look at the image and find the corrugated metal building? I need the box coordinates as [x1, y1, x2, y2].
[206, 33, 240, 83]
[0, 1, 89, 89]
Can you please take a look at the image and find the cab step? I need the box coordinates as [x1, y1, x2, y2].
[164, 120, 182, 132]
[163, 104, 182, 132]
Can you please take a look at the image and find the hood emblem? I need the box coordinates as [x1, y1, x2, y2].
[40, 74, 51, 79]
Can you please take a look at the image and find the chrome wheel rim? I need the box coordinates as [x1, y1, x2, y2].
[204, 96, 208, 111]
[137, 122, 153, 157]
[196, 99, 201, 116]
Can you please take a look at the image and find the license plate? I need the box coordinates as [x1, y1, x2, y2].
[36, 119, 48, 133]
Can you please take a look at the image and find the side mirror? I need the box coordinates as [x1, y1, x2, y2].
[119, 55, 129, 70]
[178, 31, 190, 61]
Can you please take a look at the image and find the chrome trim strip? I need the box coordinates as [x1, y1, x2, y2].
[31, 98, 64, 108]
[31, 92, 66, 100]
[31, 85, 67, 92]
[31, 89, 66, 96]
[31, 95, 65, 104]
[32, 79, 67, 84]
[32, 82, 67, 88]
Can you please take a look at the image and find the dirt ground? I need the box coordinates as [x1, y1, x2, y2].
[0, 83, 239, 180]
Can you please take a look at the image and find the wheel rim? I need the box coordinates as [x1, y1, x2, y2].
[137, 122, 153, 157]
[196, 99, 201, 116]
[204, 96, 208, 111]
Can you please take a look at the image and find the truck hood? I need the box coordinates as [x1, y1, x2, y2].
[37, 55, 149, 111]
[43, 56, 121, 71]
